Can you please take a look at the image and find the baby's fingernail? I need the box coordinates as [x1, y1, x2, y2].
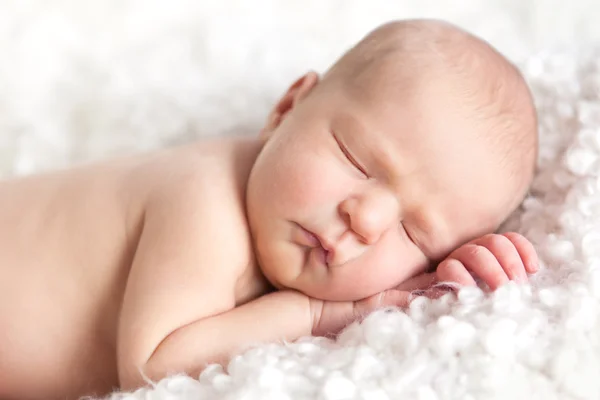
[529, 261, 539, 272]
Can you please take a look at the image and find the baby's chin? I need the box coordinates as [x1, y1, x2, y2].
[254, 243, 301, 289]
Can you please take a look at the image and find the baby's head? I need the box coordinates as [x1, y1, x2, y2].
[246, 19, 537, 301]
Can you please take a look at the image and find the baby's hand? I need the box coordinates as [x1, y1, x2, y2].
[310, 274, 435, 337]
[435, 232, 539, 290]
[309, 291, 410, 337]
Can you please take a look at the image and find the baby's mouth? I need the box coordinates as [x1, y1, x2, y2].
[295, 223, 363, 267]
[313, 238, 334, 266]
[310, 246, 329, 266]
[294, 223, 364, 268]
[295, 223, 332, 266]
[295, 223, 320, 247]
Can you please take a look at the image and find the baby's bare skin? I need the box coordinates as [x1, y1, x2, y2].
[0, 133, 537, 400]
[0, 19, 540, 400]
[0, 137, 272, 398]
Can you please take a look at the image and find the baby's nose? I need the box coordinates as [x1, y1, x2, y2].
[339, 189, 398, 244]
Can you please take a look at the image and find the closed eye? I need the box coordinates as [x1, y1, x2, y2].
[332, 132, 368, 177]
[403, 222, 432, 266]
[401, 222, 413, 242]
[403, 223, 422, 250]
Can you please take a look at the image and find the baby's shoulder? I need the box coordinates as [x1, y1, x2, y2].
[137, 138, 258, 273]
[145, 139, 253, 217]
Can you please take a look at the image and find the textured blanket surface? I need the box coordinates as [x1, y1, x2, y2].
[2, 1, 600, 399]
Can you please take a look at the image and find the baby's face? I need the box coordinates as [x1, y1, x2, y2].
[246, 74, 512, 301]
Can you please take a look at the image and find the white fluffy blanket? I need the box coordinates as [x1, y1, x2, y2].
[2, 1, 600, 399]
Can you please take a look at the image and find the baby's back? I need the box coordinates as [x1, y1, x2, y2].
[0, 156, 146, 397]
[0, 137, 263, 399]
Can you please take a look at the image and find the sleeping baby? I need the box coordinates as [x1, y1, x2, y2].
[0, 19, 539, 399]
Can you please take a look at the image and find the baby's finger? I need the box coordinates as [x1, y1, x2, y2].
[473, 234, 527, 283]
[446, 244, 509, 290]
[376, 289, 414, 309]
[502, 232, 539, 274]
[394, 272, 437, 291]
[418, 285, 456, 300]
[436, 258, 477, 287]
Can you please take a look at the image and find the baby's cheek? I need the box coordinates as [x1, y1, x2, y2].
[282, 157, 350, 208]
[375, 233, 426, 282]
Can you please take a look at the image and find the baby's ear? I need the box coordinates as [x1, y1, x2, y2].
[260, 71, 319, 140]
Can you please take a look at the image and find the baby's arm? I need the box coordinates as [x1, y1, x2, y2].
[117, 179, 312, 390]
[137, 290, 315, 387]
